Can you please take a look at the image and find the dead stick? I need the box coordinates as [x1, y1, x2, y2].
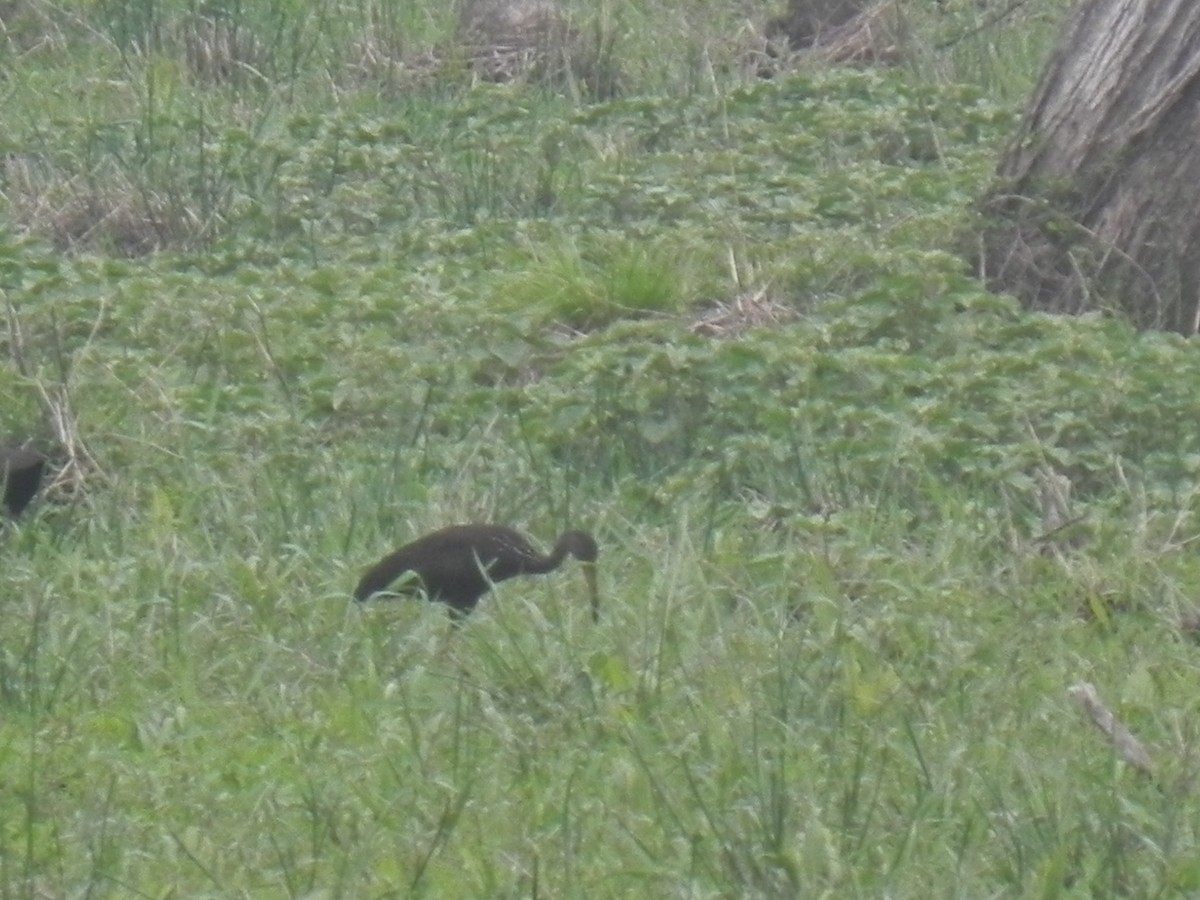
[1067, 682, 1155, 778]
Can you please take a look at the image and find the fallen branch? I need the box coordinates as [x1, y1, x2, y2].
[1067, 681, 1155, 778]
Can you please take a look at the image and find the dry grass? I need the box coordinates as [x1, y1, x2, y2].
[5, 155, 207, 256]
[0, 0, 70, 56]
[763, 0, 906, 69]
[690, 286, 797, 337]
[456, 0, 622, 98]
[177, 13, 270, 87]
[4, 299, 104, 506]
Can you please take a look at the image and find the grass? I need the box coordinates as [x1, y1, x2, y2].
[10, 0, 1200, 895]
[8, 490, 1200, 895]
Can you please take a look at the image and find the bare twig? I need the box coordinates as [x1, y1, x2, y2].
[1032, 464, 1089, 555]
[1067, 681, 1155, 778]
[5, 297, 31, 377]
[249, 299, 296, 412]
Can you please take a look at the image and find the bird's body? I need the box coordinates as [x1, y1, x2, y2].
[1, 446, 47, 517]
[354, 524, 599, 619]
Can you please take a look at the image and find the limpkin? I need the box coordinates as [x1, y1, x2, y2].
[354, 524, 599, 620]
[1, 446, 46, 517]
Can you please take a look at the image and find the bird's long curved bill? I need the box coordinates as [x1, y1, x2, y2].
[582, 563, 599, 622]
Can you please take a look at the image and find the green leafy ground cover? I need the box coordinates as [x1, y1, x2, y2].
[6, 0, 1200, 896]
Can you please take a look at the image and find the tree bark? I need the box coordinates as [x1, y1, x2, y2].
[978, 0, 1200, 333]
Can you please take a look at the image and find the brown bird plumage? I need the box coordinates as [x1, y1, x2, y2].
[354, 524, 599, 620]
[1, 446, 47, 517]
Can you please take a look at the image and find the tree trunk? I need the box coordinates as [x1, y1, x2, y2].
[978, 0, 1200, 333]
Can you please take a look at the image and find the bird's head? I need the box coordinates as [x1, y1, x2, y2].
[560, 530, 599, 563]
[558, 530, 599, 622]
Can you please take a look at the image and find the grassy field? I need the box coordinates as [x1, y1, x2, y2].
[8, 0, 1200, 896]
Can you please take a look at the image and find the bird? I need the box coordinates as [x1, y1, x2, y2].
[354, 524, 599, 620]
[1, 446, 47, 517]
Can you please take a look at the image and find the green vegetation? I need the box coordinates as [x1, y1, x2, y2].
[8, 0, 1200, 896]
